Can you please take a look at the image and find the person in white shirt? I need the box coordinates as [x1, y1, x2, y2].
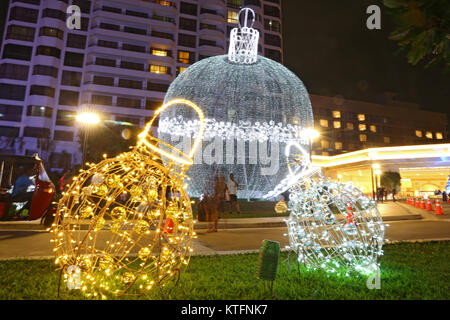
[226, 173, 240, 214]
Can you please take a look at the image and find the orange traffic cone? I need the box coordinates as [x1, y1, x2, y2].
[415, 198, 420, 208]
[346, 202, 356, 225]
[447, 198, 450, 204]
[426, 199, 433, 211]
[420, 198, 426, 209]
[435, 199, 444, 215]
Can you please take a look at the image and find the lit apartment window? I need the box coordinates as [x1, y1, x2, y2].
[333, 121, 341, 129]
[154, 0, 175, 8]
[152, 49, 167, 57]
[227, 10, 239, 24]
[370, 125, 376, 133]
[425, 131, 433, 139]
[346, 122, 354, 130]
[332, 110, 341, 118]
[359, 124, 366, 131]
[149, 64, 169, 74]
[335, 142, 343, 150]
[358, 114, 365, 121]
[176, 66, 187, 75]
[320, 119, 328, 127]
[321, 140, 330, 149]
[359, 134, 367, 142]
[178, 51, 192, 64]
[436, 132, 443, 140]
[384, 136, 390, 144]
[415, 130, 422, 138]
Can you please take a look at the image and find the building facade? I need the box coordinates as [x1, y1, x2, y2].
[310, 93, 448, 156]
[0, 0, 283, 170]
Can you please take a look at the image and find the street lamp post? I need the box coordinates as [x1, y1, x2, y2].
[375, 169, 382, 189]
[371, 163, 381, 201]
[76, 111, 100, 166]
[371, 165, 375, 200]
[300, 128, 320, 163]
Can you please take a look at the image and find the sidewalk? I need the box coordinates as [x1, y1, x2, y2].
[1, 202, 449, 261]
[0, 201, 423, 231]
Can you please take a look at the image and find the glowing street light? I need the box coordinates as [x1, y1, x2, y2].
[301, 128, 320, 141]
[301, 128, 320, 162]
[374, 168, 382, 189]
[76, 111, 101, 166]
[76, 112, 100, 126]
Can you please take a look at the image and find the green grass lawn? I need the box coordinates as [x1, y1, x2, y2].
[0, 241, 448, 300]
[0, 242, 450, 300]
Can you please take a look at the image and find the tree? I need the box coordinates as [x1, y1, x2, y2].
[383, 0, 450, 72]
[78, 123, 141, 164]
[381, 171, 402, 191]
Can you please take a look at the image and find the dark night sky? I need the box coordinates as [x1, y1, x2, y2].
[282, 0, 449, 116]
[0, 1, 447, 114]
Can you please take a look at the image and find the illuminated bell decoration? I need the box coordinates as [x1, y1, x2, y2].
[158, 7, 313, 199]
[51, 99, 205, 298]
[285, 168, 385, 274]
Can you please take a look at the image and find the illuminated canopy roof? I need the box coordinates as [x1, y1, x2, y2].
[312, 143, 450, 168]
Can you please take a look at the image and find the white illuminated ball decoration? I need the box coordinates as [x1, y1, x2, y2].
[285, 168, 385, 275]
[158, 8, 313, 199]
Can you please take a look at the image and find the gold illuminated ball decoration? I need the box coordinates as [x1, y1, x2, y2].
[51, 99, 205, 298]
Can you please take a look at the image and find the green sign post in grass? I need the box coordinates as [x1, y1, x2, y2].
[256, 239, 280, 292]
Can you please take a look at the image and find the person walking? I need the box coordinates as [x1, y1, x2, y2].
[392, 187, 397, 202]
[443, 191, 448, 203]
[226, 173, 240, 214]
[206, 176, 226, 232]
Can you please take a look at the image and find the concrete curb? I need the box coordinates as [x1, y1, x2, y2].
[1, 239, 449, 261]
[0, 213, 422, 232]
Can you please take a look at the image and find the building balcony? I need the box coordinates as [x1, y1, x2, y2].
[199, 25, 225, 39]
[202, 0, 226, 11]
[27, 97, 55, 111]
[199, 39, 225, 51]
[90, 26, 175, 46]
[199, 9, 226, 23]
[23, 116, 53, 129]
[85, 63, 173, 82]
[153, 0, 177, 10]
[87, 44, 174, 63]
[83, 82, 144, 98]
[29, 75, 59, 88]
[92, 8, 177, 30]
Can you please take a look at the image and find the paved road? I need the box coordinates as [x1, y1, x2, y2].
[1, 217, 449, 260]
[197, 219, 450, 251]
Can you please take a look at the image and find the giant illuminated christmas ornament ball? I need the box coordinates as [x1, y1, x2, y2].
[158, 8, 313, 199]
[284, 167, 385, 275]
[51, 99, 204, 298]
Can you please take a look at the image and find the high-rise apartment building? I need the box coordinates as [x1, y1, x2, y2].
[0, 0, 283, 169]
